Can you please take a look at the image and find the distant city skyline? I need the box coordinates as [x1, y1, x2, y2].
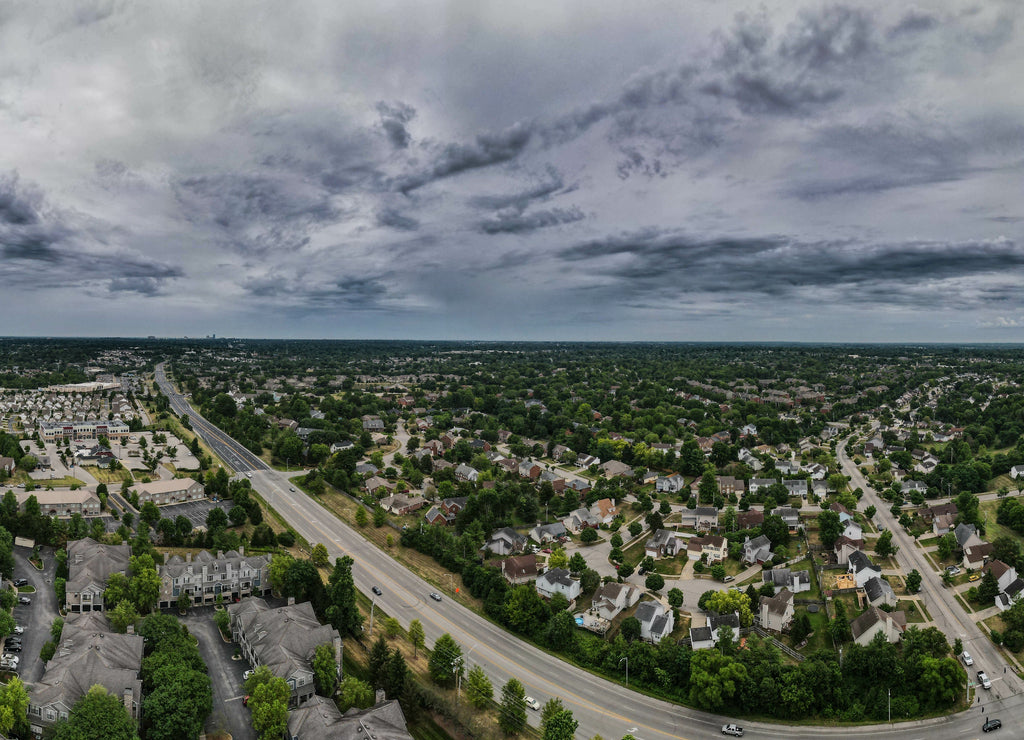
[2, 1, 1023, 342]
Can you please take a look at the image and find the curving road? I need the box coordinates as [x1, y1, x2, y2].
[154, 364, 1016, 738]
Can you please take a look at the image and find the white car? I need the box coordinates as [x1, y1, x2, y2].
[525, 696, 540, 711]
[978, 670, 992, 689]
[722, 725, 745, 737]
[962, 651, 974, 666]
[243, 669, 254, 680]
[12, 626, 23, 635]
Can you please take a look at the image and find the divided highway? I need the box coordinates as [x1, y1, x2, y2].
[154, 364, 1018, 739]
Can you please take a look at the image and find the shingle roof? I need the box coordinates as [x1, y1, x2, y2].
[228, 598, 340, 682]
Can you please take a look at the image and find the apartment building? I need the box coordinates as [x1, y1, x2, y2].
[132, 477, 205, 506]
[65, 538, 131, 613]
[40, 420, 130, 442]
[157, 548, 272, 609]
[18, 489, 101, 517]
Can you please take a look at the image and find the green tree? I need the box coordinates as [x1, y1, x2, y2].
[337, 675, 375, 711]
[979, 570, 1001, 602]
[937, 533, 956, 559]
[817, 510, 843, 549]
[705, 590, 754, 627]
[466, 664, 494, 709]
[688, 651, 748, 711]
[568, 552, 587, 574]
[408, 619, 425, 658]
[312, 643, 339, 696]
[205, 507, 229, 530]
[540, 698, 566, 735]
[373, 505, 388, 527]
[108, 600, 140, 633]
[580, 568, 601, 594]
[667, 587, 684, 607]
[0, 675, 29, 738]
[498, 677, 527, 735]
[129, 554, 162, 612]
[311, 543, 329, 567]
[355, 506, 369, 527]
[875, 530, 898, 558]
[906, 569, 922, 593]
[51, 685, 139, 740]
[144, 662, 213, 740]
[698, 469, 718, 505]
[579, 527, 598, 544]
[428, 633, 463, 688]
[325, 556, 363, 637]
[250, 673, 290, 740]
[542, 709, 578, 740]
[645, 573, 665, 592]
[548, 547, 568, 569]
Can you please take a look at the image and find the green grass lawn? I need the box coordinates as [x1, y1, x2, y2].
[897, 599, 928, 623]
[979, 498, 1019, 544]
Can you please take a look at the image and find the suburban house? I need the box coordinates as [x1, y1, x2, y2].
[645, 529, 681, 560]
[686, 535, 726, 564]
[656, 474, 686, 493]
[717, 476, 745, 496]
[482, 528, 528, 556]
[781, 480, 807, 499]
[364, 476, 395, 495]
[984, 560, 1018, 595]
[863, 575, 896, 608]
[131, 477, 206, 506]
[539, 470, 566, 492]
[0, 456, 14, 474]
[741, 534, 773, 565]
[735, 509, 764, 530]
[379, 493, 426, 516]
[564, 507, 602, 533]
[1010, 464, 1024, 479]
[228, 598, 342, 708]
[954, 523, 983, 550]
[600, 460, 633, 478]
[842, 520, 864, 541]
[356, 463, 379, 476]
[762, 568, 811, 594]
[518, 461, 542, 480]
[530, 522, 567, 543]
[834, 535, 865, 566]
[748, 478, 778, 494]
[576, 454, 600, 468]
[963, 542, 994, 570]
[689, 611, 740, 650]
[636, 601, 675, 642]
[535, 568, 581, 602]
[851, 605, 906, 645]
[848, 551, 882, 588]
[423, 505, 451, 526]
[65, 538, 131, 613]
[286, 694, 412, 740]
[28, 612, 143, 736]
[920, 501, 957, 525]
[500, 554, 539, 585]
[157, 548, 272, 609]
[590, 582, 641, 621]
[933, 513, 956, 537]
[901, 480, 928, 496]
[679, 507, 719, 531]
[455, 464, 480, 483]
[771, 506, 801, 531]
[591, 498, 618, 524]
[758, 588, 794, 632]
[775, 460, 800, 475]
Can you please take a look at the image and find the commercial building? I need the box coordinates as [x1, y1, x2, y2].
[39, 420, 130, 443]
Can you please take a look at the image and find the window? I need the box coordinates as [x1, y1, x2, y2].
[47, 710, 55, 721]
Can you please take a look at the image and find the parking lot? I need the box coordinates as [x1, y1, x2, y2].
[179, 609, 255, 740]
[11, 546, 59, 684]
[158, 499, 233, 530]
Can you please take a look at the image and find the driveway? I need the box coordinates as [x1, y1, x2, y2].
[12, 545, 59, 684]
[180, 608, 255, 740]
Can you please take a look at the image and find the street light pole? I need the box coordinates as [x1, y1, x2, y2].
[619, 656, 629, 687]
[888, 687, 891, 724]
[447, 573, 454, 595]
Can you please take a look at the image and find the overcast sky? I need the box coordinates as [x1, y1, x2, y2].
[2, 1, 1023, 342]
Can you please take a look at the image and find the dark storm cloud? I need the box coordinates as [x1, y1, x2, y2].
[241, 272, 392, 311]
[108, 277, 163, 295]
[469, 166, 569, 211]
[558, 229, 1024, 307]
[480, 206, 584, 235]
[0, 173, 42, 226]
[376, 101, 417, 149]
[888, 9, 940, 36]
[391, 123, 533, 193]
[375, 208, 420, 231]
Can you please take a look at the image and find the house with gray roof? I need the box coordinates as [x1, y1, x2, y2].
[535, 568, 580, 602]
[228, 598, 342, 708]
[656, 474, 686, 493]
[863, 575, 896, 607]
[847, 551, 882, 587]
[563, 507, 602, 533]
[65, 537, 131, 613]
[530, 522, 567, 543]
[287, 694, 413, 740]
[758, 588, 794, 632]
[28, 612, 143, 735]
[157, 547, 271, 609]
[954, 522, 983, 550]
[781, 480, 808, 499]
[590, 582, 641, 621]
[741, 534, 773, 565]
[679, 506, 719, 531]
[762, 568, 811, 594]
[771, 506, 801, 531]
[851, 605, 905, 645]
[482, 528, 527, 556]
[645, 529, 680, 560]
[690, 611, 741, 650]
[636, 601, 674, 642]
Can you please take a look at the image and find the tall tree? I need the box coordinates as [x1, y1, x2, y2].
[312, 643, 339, 696]
[466, 664, 493, 709]
[816, 510, 843, 549]
[542, 709, 578, 740]
[498, 677, 527, 735]
[325, 556, 363, 636]
[408, 619, 425, 658]
[428, 633, 463, 688]
[51, 685, 139, 740]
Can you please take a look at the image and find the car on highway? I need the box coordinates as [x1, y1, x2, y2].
[978, 670, 992, 689]
[372, 586, 382, 596]
[12, 578, 28, 587]
[289, 487, 296, 492]
[429, 592, 442, 602]
[983, 718, 1002, 732]
[962, 651, 974, 665]
[525, 696, 540, 711]
[722, 724, 744, 737]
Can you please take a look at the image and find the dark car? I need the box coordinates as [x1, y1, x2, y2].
[371, 586, 382, 596]
[983, 718, 1002, 732]
[3, 645, 21, 653]
[12, 578, 28, 587]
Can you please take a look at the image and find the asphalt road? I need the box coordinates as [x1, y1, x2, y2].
[13, 545, 58, 685]
[154, 364, 1019, 739]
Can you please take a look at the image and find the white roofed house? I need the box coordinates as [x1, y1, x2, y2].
[741, 534, 773, 565]
[535, 568, 581, 602]
[454, 463, 479, 483]
[679, 507, 719, 531]
[636, 601, 675, 643]
[19, 489, 101, 518]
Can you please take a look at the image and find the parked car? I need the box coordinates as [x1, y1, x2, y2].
[12, 626, 23, 635]
[978, 670, 992, 689]
[983, 718, 1002, 732]
[12, 578, 28, 587]
[3, 645, 20, 653]
[962, 651, 974, 666]
[969, 573, 981, 582]
[429, 592, 442, 602]
[722, 724, 745, 737]
[371, 586, 383, 596]
[722, 575, 735, 583]
[525, 696, 540, 711]
[17, 597, 30, 605]
[243, 670, 254, 680]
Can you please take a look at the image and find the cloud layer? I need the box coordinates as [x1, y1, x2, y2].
[0, 1, 1022, 341]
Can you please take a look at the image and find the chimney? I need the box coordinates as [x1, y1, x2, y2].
[123, 687, 133, 713]
[375, 688, 386, 705]
[126, 624, 135, 635]
[239, 545, 244, 556]
[186, 552, 191, 563]
[334, 635, 343, 676]
[287, 596, 295, 606]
